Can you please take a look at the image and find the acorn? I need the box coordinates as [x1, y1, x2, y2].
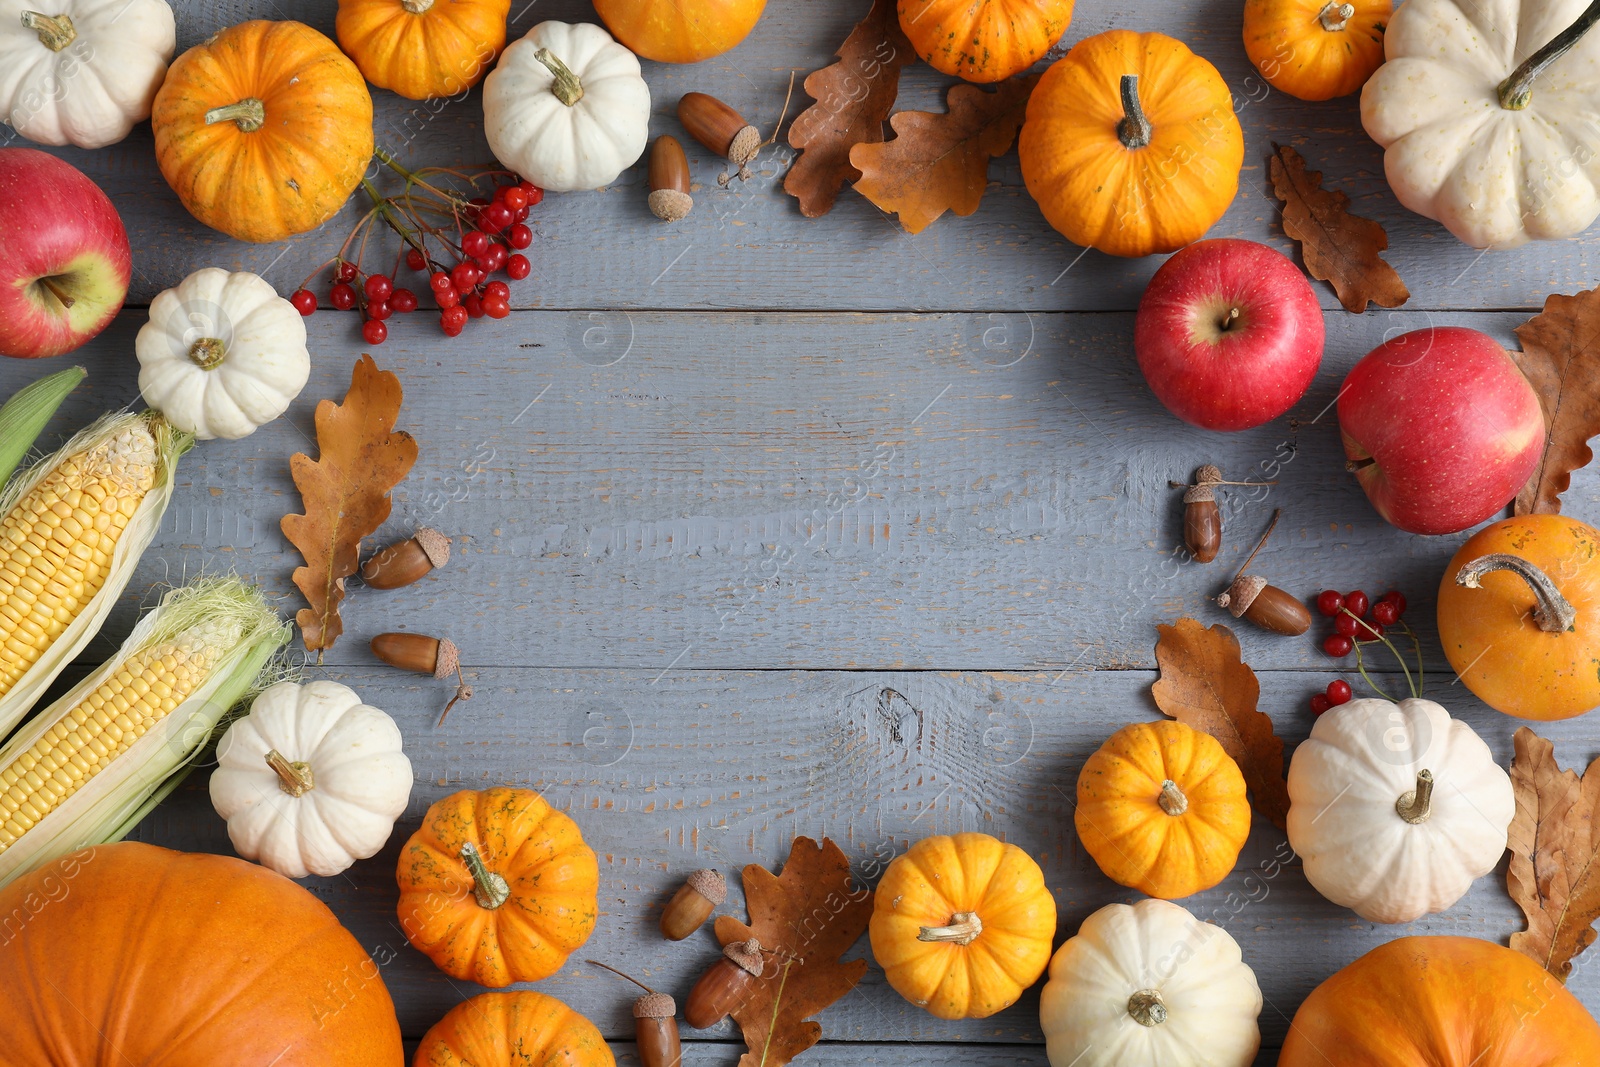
[678, 92, 761, 184]
[684, 938, 765, 1029]
[1169, 466, 1277, 564]
[647, 135, 694, 222]
[589, 962, 682, 1067]
[660, 868, 726, 941]
[361, 528, 451, 589]
[370, 632, 473, 724]
[1214, 509, 1311, 637]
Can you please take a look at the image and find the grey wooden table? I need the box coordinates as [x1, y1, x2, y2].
[8, 0, 1600, 1063]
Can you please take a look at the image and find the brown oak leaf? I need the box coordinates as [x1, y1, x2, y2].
[1151, 618, 1289, 830]
[850, 75, 1038, 234]
[281, 355, 418, 655]
[713, 836, 872, 1067]
[1269, 143, 1409, 314]
[1512, 288, 1600, 515]
[784, 0, 912, 218]
[1508, 727, 1600, 981]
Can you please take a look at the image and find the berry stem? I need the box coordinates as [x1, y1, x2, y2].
[1351, 640, 1397, 703]
[374, 147, 463, 205]
[1342, 607, 1418, 699]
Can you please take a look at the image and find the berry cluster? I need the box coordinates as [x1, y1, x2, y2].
[1315, 588, 1407, 658]
[289, 156, 542, 344]
[1309, 679, 1351, 716]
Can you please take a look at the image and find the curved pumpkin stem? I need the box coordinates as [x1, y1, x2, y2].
[205, 98, 266, 133]
[401, 0, 435, 11]
[1158, 779, 1189, 816]
[917, 911, 983, 945]
[1455, 553, 1577, 633]
[264, 749, 314, 797]
[1317, 1, 1355, 30]
[1127, 988, 1168, 1027]
[1395, 769, 1434, 824]
[20, 11, 75, 51]
[1116, 75, 1152, 150]
[1498, 0, 1600, 109]
[460, 842, 511, 910]
[535, 48, 585, 107]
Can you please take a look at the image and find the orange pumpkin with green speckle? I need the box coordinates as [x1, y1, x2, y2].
[898, 0, 1074, 83]
[397, 787, 599, 986]
[415, 990, 615, 1067]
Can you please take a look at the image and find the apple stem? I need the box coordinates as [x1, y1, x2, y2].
[1218, 307, 1241, 331]
[20, 11, 75, 52]
[1345, 456, 1375, 473]
[39, 277, 75, 309]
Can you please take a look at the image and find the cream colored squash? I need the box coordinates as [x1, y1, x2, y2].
[1040, 898, 1262, 1067]
[1286, 697, 1514, 923]
[210, 680, 413, 879]
[482, 20, 649, 193]
[136, 268, 310, 441]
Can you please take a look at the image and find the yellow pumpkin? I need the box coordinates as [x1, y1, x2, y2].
[898, 0, 1075, 84]
[152, 21, 374, 243]
[869, 832, 1056, 1019]
[1438, 514, 1600, 721]
[415, 990, 615, 1067]
[336, 0, 512, 100]
[591, 0, 765, 63]
[1243, 0, 1390, 101]
[1076, 720, 1251, 899]
[1018, 29, 1243, 258]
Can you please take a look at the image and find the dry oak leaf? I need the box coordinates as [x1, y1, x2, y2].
[784, 0, 912, 218]
[1507, 727, 1600, 981]
[1512, 287, 1600, 515]
[1152, 618, 1290, 830]
[281, 354, 418, 655]
[1269, 143, 1409, 314]
[713, 836, 872, 1067]
[850, 74, 1038, 234]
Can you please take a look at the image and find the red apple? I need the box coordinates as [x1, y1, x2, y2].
[0, 148, 130, 358]
[1135, 238, 1324, 431]
[1338, 327, 1544, 535]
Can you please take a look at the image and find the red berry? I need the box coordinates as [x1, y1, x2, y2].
[362, 318, 388, 345]
[1358, 620, 1385, 641]
[1382, 590, 1407, 616]
[405, 248, 426, 272]
[330, 282, 357, 310]
[484, 280, 510, 302]
[1334, 613, 1360, 637]
[464, 293, 485, 318]
[462, 230, 490, 258]
[1371, 600, 1399, 626]
[430, 270, 454, 293]
[290, 288, 317, 316]
[451, 262, 479, 291]
[508, 223, 533, 249]
[1310, 694, 1331, 715]
[481, 202, 514, 232]
[479, 244, 507, 273]
[391, 288, 418, 313]
[484, 296, 511, 319]
[519, 181, 542, 206]
[1344, 590, 1370, 617]
[367, 301, 392, 321]
[435, 286, 460, 309]
[514, 204, 530, 223]
[440, 305, 468, 334]
[364, 273, 393, 301]
[1326, 679, 1352, 705]
[506, 253, 531, 280]
[1316, 590, 1344, 617]
[335, 260, 358, 283]
[501, 187, 528, 212]
[1323, 634, 1353, 657]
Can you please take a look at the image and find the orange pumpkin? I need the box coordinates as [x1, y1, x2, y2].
[152, 20, 374, 243]
[898, 0, 1075, 83]
[336, 0, 511, 101]
[397, 786, 600, 986]
[1019, 30, 1243, 258]
[415, 990, 615, 1066]
[592, 0, 765, 63]
[1280, 936, 1600, 1065]
[0, 842, 402, 1066]
[1243, 0, 1390, 101]
[1437, 514, 1600, 721]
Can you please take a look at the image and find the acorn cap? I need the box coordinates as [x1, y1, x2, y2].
[1216, 574, 1266, 617]
[414, 527, 451, 569]
[633, 992, 676, 1018]
[724, 937, 764, 975]
[433, 637, 460, 680]
[648, 188, 693, 222]
[1183, 484, 1216, 504]
[728, 125, 761, 167]
[1195, 464, 1223, 485]
[686, 868, 726, 904]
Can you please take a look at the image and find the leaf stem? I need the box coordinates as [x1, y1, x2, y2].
[758, 958, 795, 1067]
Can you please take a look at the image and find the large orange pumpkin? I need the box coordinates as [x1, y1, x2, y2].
[0, 842, 402, 1066]
[152, 20, 374, 243]
[1019, 30, 1243, 257]
[415, 991, 615, 1066]
[592, 0, 765, 63]
[336, 0, 512, 101]
[1243, 0, 1390, 101]
[898, 0, 1075, 83]
[397, 786, 600, 986]
[1280, 936, 1600, 1065]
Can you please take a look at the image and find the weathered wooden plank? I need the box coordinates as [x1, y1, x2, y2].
[129, 665, 1600, 1046]
[19, 0, 1597, 314]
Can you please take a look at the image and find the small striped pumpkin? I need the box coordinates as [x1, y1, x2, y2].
[898, 0, 1074, 83]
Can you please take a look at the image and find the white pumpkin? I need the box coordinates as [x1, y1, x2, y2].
[210, 680, 413, 879]
[1287, 697, 1514, 924]
[1040, 898, 1262, 1067]
[483, 20, 650, 193]
[0, 0, 175, 149]
[1361, 0, 1600, 248]
[136, 268, 310, 441]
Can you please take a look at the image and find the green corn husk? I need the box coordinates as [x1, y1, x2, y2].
[0, 575, 292, 890]
[0, 411, 195, 740]
[0, 365, 85, 488]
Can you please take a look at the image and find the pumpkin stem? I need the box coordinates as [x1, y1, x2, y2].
[917, 911, 983, 945]
[187, 338, 226, 370]
[401, 0, 435, 11]
[1117, 75, 1152, 150]
[1497, 0, 1600, 109]
[1158, 779, 1189, 816]
[20, 11, 74, 51]
[264, 749, 315, 797]
[1317, 1, 1356, 30]
[460, 842, 511, 910]
[535, 48, 585, 107]
[205, 98, 266, 133]
[1127, 988, 1168, 1027]
[1455, 553, 1577, 633]
[1395, 769, 1434, 824]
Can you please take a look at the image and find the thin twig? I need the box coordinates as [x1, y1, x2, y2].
[1351, 640, 1397, 702]
[586, 959, 656, 994]
[1232, 508, 1282, 584]
[762, 71, 799, 149]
